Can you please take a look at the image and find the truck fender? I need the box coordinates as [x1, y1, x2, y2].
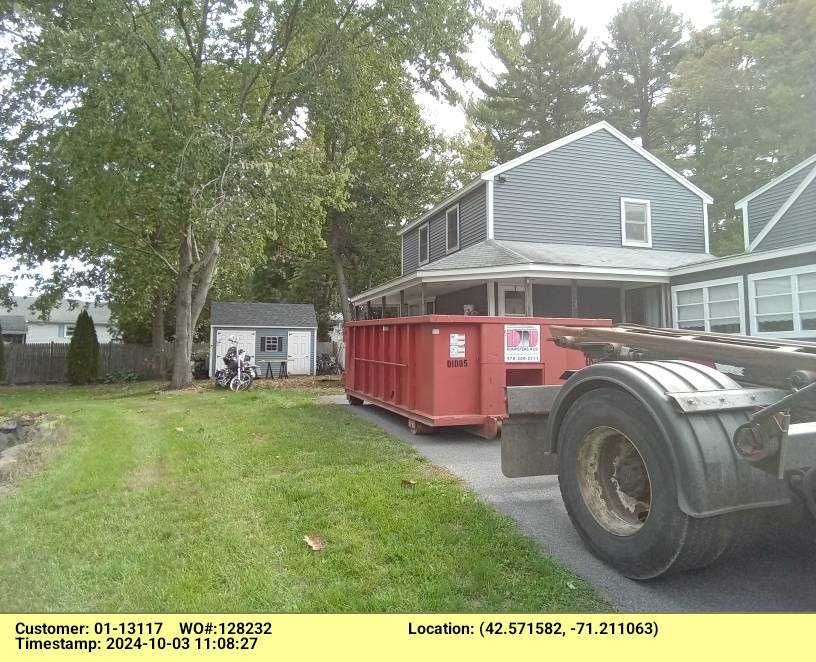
[545, 360, 791, 518]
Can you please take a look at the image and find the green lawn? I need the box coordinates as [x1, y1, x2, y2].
[0, 382, 608, 612]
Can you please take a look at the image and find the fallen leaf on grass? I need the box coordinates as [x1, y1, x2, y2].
[136, 409, 145, 413]
[567, 582, 576, 590]
[175, 427, 184, 432]
[303, 534, 326, 551]
[401, 479, 417, 487]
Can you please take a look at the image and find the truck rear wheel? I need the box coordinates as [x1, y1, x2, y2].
[558, 387, 760, 579]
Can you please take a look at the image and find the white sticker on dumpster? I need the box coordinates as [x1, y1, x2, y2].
[504, 325, 541, 362]
[449, 333, 466, 358]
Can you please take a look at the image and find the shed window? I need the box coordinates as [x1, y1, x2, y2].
[749, 267, 816, 337]
[446, 205, 459, 253]
[418, 223, 429, 265]
[260, 336, 283, 352]
[621, 198, 652, 247]
[63, 324, 75, 338]
[672, 278, 744, 334]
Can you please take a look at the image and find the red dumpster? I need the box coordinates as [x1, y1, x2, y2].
[343, 315, 612, 438]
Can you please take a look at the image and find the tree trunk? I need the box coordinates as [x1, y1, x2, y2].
[334, 250, 352, 321]
[151, 289, 165, 377]
[640, 105, 650, 151]
[329, 211, 353, 321]
[169, 228, 220, 389]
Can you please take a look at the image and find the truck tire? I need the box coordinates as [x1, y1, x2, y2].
[557, 387, 763, 579]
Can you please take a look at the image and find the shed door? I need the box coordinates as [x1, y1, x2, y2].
[287, 331, 311, 375]
[213, 329, 256, 375]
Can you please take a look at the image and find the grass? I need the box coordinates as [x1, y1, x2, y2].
[0, 382, 609, 612]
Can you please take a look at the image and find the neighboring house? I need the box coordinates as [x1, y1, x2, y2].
[670, 154, 816, 339]
[353, 121, 716, 325]
[209, 302, 318, 376]
[0, 315, 27, 344]
[3, 296, 117, 343]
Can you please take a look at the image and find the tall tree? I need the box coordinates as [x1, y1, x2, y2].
[469, 0, 600, 161]
[600, 0, 686, 150]
[659, 0, 816, 255]
[0, 0, 476, 387]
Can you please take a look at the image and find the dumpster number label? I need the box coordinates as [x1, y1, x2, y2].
[504, 325, 541, 363]
[449, 333, 466, 359]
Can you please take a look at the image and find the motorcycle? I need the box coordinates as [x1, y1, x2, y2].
[214, 342, 259, 391]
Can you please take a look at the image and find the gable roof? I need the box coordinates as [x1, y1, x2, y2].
[481, 121, 713, 203]
[210, 302, 317, 328]
[398, 121, 713, 237]
[0, 315, 28, 334]
[744, 156, 816, 252]
[734, 153, 816, 208]
[7, 296, 111, 325]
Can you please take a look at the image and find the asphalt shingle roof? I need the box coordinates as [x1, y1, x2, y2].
[210, 302, 317, 328]
[0, 315, 28, 334]
[6, 296, 112, 324]
[417, 239, 716, 272]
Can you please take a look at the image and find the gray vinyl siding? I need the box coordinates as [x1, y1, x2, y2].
[492, 129, 707, 252]
[755, 177, 816, 251]
[746, 166, 812, 245]
[210, 325, 317, 375]
[401, 183, 487, 273]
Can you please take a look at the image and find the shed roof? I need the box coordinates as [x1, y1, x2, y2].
[417, 240, 715, 272]
[0, 315, 28, 334]
[210, 302, 317, 328]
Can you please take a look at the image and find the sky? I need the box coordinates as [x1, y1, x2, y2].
[1, 0, 721, 298]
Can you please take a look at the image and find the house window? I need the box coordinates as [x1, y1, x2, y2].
[446, 205, 459, 253]
[418, 223, 429, 265]
[63, 324, 75, 338]
[260, 336, 283, 352]
[749, 266, 816, 337]
[672, 278, 744, 334]
[620, 198, 652, 247]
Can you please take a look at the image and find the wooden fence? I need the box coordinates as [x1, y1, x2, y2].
[2, 342, 168, 385]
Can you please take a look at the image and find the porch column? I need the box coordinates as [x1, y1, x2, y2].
[420, 283, 427, 315]
[487, 280, 496, 316]
[399, 289, 406, 317]
[570, 280, 579, 318]
[381, 295, 387, 319]
[366, 300, 372, 320]
[524, 278, 534, 316]
[619, 287, 627, 324]
[661, 284, 672, 327]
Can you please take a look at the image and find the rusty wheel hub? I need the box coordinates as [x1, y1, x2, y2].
[576, 426, 652, 536]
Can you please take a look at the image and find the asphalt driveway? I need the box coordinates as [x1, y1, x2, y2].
[331, 397, 816, 612]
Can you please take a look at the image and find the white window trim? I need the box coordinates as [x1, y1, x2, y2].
[748, 265, 816, 338]
[498, 283, 526, 316]
[417, 222, 429, 266]
[445, 203, 460, 254]
[620, 197, 652, 248]
[261, 336, 282, 352]
[671, 276, 745, 335]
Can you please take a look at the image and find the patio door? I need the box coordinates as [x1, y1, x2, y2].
[498, 284, 527, 316]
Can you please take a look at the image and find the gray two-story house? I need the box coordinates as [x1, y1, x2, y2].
[352, 121, 717, 325]
[351, 122, 816, 340]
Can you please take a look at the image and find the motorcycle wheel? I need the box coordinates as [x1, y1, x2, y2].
[229, 372, 252, 391]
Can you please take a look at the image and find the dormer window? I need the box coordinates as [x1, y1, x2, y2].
[621, 197, 652, 247]
[418, 223, 429, 265]
[446, 205, 459, 254]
